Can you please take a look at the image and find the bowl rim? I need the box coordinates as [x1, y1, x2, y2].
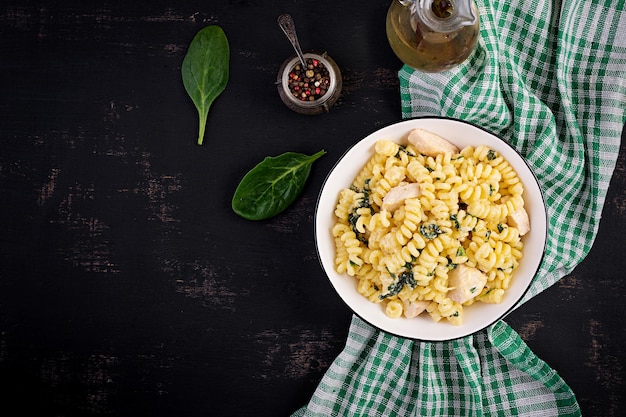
[314, 116, 548, 341]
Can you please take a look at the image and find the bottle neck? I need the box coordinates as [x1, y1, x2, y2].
[414, 0, 476, 33]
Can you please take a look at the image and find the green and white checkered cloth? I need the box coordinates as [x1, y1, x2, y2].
[293, 1, 626, 416]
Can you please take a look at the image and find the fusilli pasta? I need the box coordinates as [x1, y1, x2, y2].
[333, 132, 529, 325]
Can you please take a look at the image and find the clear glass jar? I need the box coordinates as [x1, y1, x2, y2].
[277, 51, 342, 115]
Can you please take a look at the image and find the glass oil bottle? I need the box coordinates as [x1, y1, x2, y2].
[386, 0, 479, 72]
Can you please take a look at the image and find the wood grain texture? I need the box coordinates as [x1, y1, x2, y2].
[1, 1, 624, 416]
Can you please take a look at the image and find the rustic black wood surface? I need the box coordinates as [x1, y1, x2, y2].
[1, 1, 625, 416]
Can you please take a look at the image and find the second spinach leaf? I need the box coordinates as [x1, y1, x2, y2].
[232, 150, 326, 220]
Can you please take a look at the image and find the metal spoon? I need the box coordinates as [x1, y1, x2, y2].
[278, 14, 308, 68]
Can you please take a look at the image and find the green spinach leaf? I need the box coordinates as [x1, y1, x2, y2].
[232, 150, 326, 220]
[181, 26, 229, 145]
[420, 223, 443, 239]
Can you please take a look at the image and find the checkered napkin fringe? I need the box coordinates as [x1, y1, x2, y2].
[293, 1, 626, 416]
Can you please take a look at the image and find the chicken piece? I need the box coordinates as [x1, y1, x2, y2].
[403, 300, 430, 318]
[407, 128, 459, 157]
[447, 265, 487, 304]
[507, 207, 530, 236]
[381, 182, 421, 212]
[378, 273, 396, 295]
[379, 232, 398, 254]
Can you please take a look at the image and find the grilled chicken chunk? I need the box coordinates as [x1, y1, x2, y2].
[507, 207, 530, 236]
[408, 128, 459, 157]
[381, 182, 421, 212]
[447, 265, 487, 304]
[403, 300, 430, 318]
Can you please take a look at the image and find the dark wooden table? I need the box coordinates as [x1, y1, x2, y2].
[1, 1, 624, 416]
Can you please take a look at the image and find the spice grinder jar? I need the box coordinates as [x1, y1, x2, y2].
[277, 51, 342, 115]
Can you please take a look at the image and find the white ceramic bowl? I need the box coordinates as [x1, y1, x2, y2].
[315, 117, 547, 341]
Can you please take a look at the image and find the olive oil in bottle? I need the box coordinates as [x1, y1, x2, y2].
[386, 0, 479, 72]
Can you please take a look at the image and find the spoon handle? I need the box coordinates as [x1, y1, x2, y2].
[278, 14, 308, 68]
